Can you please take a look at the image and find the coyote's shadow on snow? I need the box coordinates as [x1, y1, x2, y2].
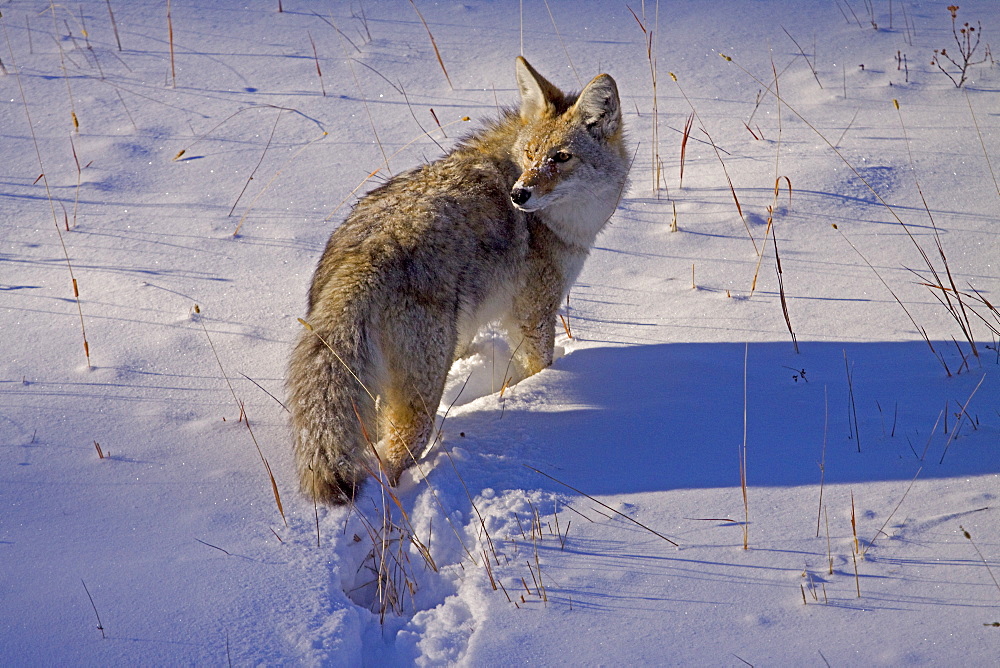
[428, 340, 997, 497]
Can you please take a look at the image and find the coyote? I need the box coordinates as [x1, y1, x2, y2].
[288, 57, 629, 504]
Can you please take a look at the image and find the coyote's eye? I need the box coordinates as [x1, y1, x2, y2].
[552, 151, 572, 163]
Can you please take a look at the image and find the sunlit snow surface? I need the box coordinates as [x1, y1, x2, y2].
[2, 1, 998, 665]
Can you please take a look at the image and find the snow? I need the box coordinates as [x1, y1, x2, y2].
[2, 0, 998, 665]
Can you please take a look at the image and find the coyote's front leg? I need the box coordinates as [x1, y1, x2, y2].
[518, 311, 557, 376]
[511, 277, 560, 377]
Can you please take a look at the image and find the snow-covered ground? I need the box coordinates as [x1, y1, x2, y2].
[2, 1, 998, 664]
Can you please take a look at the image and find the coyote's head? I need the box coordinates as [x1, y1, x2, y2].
[509, 57, 626, 224]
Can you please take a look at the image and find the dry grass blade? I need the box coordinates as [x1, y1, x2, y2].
[239, 372, 289, 413]
[81, 580, 106, 639]
[893, 100, 979, 359]
[966, 92, 1000, 201]
[701, 124, 754, 252]
[542, 0, 581, 86]
[310, 11, 360, 53]
[233, 129, 328, 236]
[307, 31, 326, 97]
[105, 0, 122, 50]
[781, 25, 822, 88]
[816, 386, 828, 537]
[835, 225, 949, 374]
[679, 111, 694, 188]
[861, 466, 922, 557]
[4, 16, 91, 368]
[960, 525, 1000, 596]
[408, 0, 452, 89]
[772, 223, 798, 353]
[727, 57, 986, 365]
[166, 0, 176, 88]
[938, 374, 986, 464]
[740, 342, 750, 549]
[844, 351, 860, 451]
[69, 136, 83, 230]
[629, 6, 663, 195]
[229, 109, 282, 217]
[200, 318, 286, 525]
[524, 465, 678, 546]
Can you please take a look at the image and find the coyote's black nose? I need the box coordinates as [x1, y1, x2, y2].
[510, 187, 532, 206]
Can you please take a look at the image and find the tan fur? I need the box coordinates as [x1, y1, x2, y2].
[287, 57, 630, 504]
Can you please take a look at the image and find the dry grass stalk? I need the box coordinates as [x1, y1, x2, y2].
[4, 18, 92, 368]
[960, 525, 1000, 595]
[354, 1, 372, 43]
[751, 57, 790, 305]
[524, 465, 678, 546]
[850, 490, 858, 553]
[172, 104, 309, 161]
[200, 318, 286, 525]
[705, 124, 754, 250]
[559, 293, 573, 339]
[835, 107, 860, 146]
[965, 92, 1000, 202]
[166, 0, 176, 87]
[727, 54, 990, 367]
[348, 499, 424, 621]
[239, 372, 289, 413]
[629, 6, 662, 195]
[850, 496, 861, 597]
[679, 110, 694, 188]
[48, 3, 80, 131]
[542, 0, 581, 86]
[428, 108, 446, 138]
[343, 54, 390, 172]
[772, 222, 798, 352]
[815, 386, 828, 537]
[938, 374, 986, 464]
[311, 11, 360, 53]
[781, 25, 822, 88]
[229, 109, 282, 217]
[559, 314, 573, 339]
[894, 100, 980, 361]
[835, 225, 950, 374]
[408, 0, 452, 89]
[824, 505, 833, 574]
[195, 538, 232, 556]
[844, 351, 860, 451]
[70, 135, 83, 229]
[307, 31, 326, 96]
[233, 129, 328, 236]
[94, 441, 106, 459]
[105, 0, 122, 50]
[81, 580, 106, 639]
[861, 466, 922, 557]
[740, 343, 749, 549]
[762, 104, 799, 351]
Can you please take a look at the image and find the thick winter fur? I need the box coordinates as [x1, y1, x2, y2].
[288, 57, 630, 504]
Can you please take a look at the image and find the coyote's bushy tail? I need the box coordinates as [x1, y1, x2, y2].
[287, 315, 378, 504]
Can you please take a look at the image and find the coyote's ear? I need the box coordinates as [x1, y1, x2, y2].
[572, 74, 621, 142]
[515, 57, 563, 122]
